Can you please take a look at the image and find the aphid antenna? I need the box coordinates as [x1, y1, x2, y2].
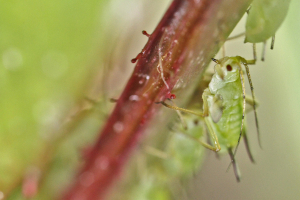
[253, 43, 257, 62]
[261, 41, 267, 61]
[226, 32, 245, 41]
[211, 58, 220, 64]
[242, 61, 261, 149]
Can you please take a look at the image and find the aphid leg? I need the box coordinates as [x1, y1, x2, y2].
[202, 91, 210, 117]
[228, 147, 241, 182]
[144, 145, 169, 159]
[271, 35, 275, 50]
[245, 96, 259, 113]
[157, 101, 203, 117]
[167, 99, 188, 130]
[202, 91, 221, 151]
[229, 64, 246, 165]
[243, 125, 255, 163]
[226, 32, 245, 41]
[261, 41, 267, 61]
[176, 110, 187, 130]
[245, 44, 257, 65]
[253, 43, 257, 62]
[178, 128, 219, 151]
[158, 101, 221, 152]
[203, 122, 212, 146]
[240, 60, 261, 148]
[195, 118, 214, 151]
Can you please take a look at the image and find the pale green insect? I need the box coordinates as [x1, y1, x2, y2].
[245, 0, 291, 43]
[245, 0, 291, 52]
[160, 56, 259, 181]
[117, 112, 206, 200]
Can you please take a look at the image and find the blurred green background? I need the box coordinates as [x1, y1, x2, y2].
[0, 0, 299, 199]
[0, 0, 109, 198]
[194, 0, 300, 199]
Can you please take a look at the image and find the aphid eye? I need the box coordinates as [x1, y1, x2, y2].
[226, 64, 233, 71]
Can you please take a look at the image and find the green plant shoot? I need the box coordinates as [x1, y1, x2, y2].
[159, 56, 259, 181]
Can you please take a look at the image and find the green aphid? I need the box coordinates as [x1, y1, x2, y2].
[159, 56, 259, 181]
[164, 113, 206, 178]
[245, 0, 291, 48]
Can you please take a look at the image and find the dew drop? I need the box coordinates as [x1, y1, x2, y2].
[139, 79, 144, 84]
[129, 95, 140, 101]
[113, 121, 124, 133]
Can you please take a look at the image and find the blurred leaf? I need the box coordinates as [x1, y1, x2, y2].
[0, 0, 108, 197]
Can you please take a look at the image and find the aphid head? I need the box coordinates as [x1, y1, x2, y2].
[214, 57, 240, 81]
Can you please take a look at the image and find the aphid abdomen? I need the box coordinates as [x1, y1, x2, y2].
[208, 100, 242, 151]
[224, 100, 243, 146]
[208, 79, 244, 151]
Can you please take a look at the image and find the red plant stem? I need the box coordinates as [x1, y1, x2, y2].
[61, 0, 252, 199]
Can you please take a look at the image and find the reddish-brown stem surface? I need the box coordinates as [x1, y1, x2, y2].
[61, 0, 252, 199]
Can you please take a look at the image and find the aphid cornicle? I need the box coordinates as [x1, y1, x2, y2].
[160, 56, 259, 181]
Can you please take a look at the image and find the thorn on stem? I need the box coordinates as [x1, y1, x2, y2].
[142, 30, 151, 37]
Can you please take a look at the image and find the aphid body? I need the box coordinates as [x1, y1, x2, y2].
[203, 57, 248, 152]
[245, 0, 291, 43]
[160, 56, 258, 181]
[242, 0, 291, 60]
